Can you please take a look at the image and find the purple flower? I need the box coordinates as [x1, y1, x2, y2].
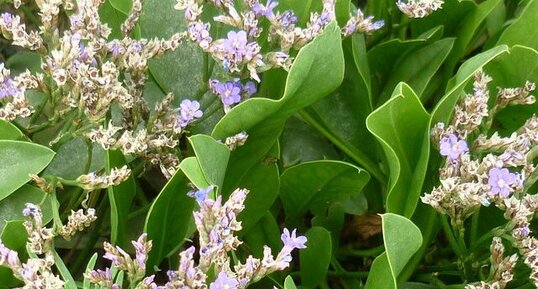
[223, 31, 248, 58]
[188, 21, 212, 49]
[252, 0, 279, 18]
[243, 81, 257, 97]
[217, 82, 242, 106]
[131, 233, 149, 270]
[108, 41, 123, 57]
[178, 99, 203, 128]
[278, 10, 298, 27]
[281, 228, 307, 250]
[1, 13, 13, 26]
[488, 167, 519, 198]
[188, 185, 214, 204]
[22, 203, 39, 217]
[0, 77, 20, 99]
[439, 134, 469, 161]
[0, 242, 20, 267]
[210, 272, 239, 289]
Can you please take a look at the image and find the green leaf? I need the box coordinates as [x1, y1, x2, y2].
[410, 0, 475, 37]
[435, 45, 509, 124]
[0, 185, 52, 232]
[140, 0, 205, 100]
[486, 46, 538, 134]
[52, 249, 77, 289]
[243, 212, 281, 255]
[83, 253, 98, 289]
[368, 38, 425, 97]
[236, 162, 279, 234]
[366, 83, 430, 217]
[44, 137, 91, 179]
[299, 227, 332, 288]
[188, 135, 230, 192]
[444, 0, 503, 74]
[284, 276, 298, 289]
[364, 214, 423, 289]
[301, 36, 385, 183]
[99, 0, 128, 39]
[379, 38, 455, 103]
[280, 160, 370, 222]
[1, 221, 28, 253]
[179, 157, 211, 189]
[365, 0, 393, 19]
[106, 150, 136, 246]
[144, 169, 195, 270]
[0, 140, 55, 202]
[110, 0, 132, 14]
[335, 0, 351, 27]
[280, 116, 338, 168]
[6, 52, 42, 74]
[497, 0, 538, 51]
[212, 22, 344, 194]
[0, 120, 24, 141]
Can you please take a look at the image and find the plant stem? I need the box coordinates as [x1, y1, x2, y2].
[338, 245, 385, 257]
[440, 215, 464, 258]
[299, 109, 387, 185]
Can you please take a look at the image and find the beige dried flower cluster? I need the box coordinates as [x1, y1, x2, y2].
[58, 207, 97, 240]
[76, 165, 132, 190]
[0, 204, 64, 288]
[397, 0, 444, 18]
[423, 70, 536, 222]
[0, 0, 195, 179]
[423, 70, 538, 288]
[466, 237, 518, 289]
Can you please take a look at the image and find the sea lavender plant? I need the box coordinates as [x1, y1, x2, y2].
[423, 70, 538, 287]
[176, 0, 382, 112]
[85, 187, 308, 288]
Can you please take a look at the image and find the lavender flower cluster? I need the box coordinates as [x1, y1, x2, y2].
[86, 187, 307, 288]
[176, 0, 383, 111]
[0, 0, 208, 179]
[422, 70, 538, 288]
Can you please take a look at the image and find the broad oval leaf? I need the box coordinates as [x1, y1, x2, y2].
[497, 0, 538, 51]
[299, 227, 332, 288]
[0, 120, 24, 141]
[188, 134, 230, 192]
[364, 213, 423, 289]
[366, 83, 430, 217]
[0, 185, 52, 232]
[140, 0, 205, 101]
[280, 160, 370, 222]
[378, 38, 455, 104]
[211, 21, 344, 194]
[0, 140, 55, 201]
[179, 157, 211, 189]
[144, 169, 195, 270]
[236, 162, 279, 235]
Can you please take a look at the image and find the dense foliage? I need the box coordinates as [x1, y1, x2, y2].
[0, 0, 537, 288]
